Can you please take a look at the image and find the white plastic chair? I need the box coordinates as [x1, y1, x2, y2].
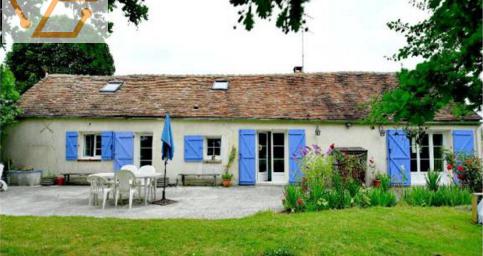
[120, 165, 138, 173]
[87, 175, 97, 206]
[87, 175, 113, 209]
[0, 164, 7, 192]
[115, 170, 139, 209]
[139, 165, 157, 201]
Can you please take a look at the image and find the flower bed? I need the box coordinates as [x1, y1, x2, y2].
[282, 144, 475, 213]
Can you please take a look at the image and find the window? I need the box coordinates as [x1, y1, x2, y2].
[100, 80, 123, 92]
[84, 134, 101, 157]
[206, 138, 221, 159]
[272, 133, 285, 173]
[140, 135, 153, 166]
[410, 133, 444, 173]
[212, 80, 229, 90]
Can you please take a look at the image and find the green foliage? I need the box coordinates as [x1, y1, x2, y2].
[425, 170, 441, 192]
[376, 173, 391, 192]
[282, 185, 304, 213]
[6, 43, 115, 93]
[225, 146, 237, 170]
[230, 0, 310, 33]
[300, 150, 334, 188]
[444, 150, 483, 192]
[368, 0, 482, 126]
[403, 186, 471, 207]
[0, 65, 22, 131]
[368, 188, 397, 207]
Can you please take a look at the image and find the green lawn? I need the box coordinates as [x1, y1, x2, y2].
[0, 207, 481, 256]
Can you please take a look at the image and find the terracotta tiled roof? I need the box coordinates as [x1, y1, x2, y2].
[18, 72, 481, 121]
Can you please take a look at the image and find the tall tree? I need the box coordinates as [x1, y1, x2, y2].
[230, 0, 310, 33]
[368, 0, 482, 126]
[6, 43, 115, 93]
[0, 65, 21, 138]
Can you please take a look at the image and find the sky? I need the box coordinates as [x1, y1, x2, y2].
[1, 0, 428, 75]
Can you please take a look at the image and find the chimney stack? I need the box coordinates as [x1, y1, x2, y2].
[293, 66, 303, 73]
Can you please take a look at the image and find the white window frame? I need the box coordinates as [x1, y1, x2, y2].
[205, 137, 222, 160]
[80, 133, 102, 160]
[410, 132, 446, 173]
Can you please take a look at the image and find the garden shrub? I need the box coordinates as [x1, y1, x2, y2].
[445, 151, 483, 192]
[425, 170, 441, 192]
[377, 173, 391, 192]
[368, 188, 397, 207]
[283, 185, 304, 212]
[403, 186, 471, 207]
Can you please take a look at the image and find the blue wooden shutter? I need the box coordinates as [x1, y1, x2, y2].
[239, 129, 256, 185]
[453, 130, 475, 156]
[184, 136, 203, 161]
[65, 131, 78, 161]
[386, 129, 411, 186]
[113, 132, 134, 171]
[289, 129, 306, 184]
[101, 131, 114, 160]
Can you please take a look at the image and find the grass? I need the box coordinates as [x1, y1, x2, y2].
[0, 207, 481, 256]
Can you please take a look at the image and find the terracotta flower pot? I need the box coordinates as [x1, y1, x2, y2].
[55, 176, 65, 185]
[222, 179, 232, 187]
[373, 179, 381, 188]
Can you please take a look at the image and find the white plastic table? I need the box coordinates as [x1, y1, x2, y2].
[89, 172, 163, 205]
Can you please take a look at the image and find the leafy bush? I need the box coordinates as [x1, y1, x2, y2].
[299, 146, 334, 188]
[445, 151, 483, 192]
[425, 170, 441, 191]
[376, 173, 391, 192]
[403, 186, 471, 207]
[283, 185, 304, 212]
[368, 188, 397, 207]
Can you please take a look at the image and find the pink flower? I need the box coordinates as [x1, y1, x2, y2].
[447, 164, 453, 170]
[457, 166, 464, 172]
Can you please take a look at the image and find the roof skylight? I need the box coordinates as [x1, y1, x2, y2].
[100, 80, 124, 92]
[212, 80, 229, 90]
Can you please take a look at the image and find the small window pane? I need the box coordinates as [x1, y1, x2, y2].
[273, 133, 284, 146]
[214, 147, 221, 156]
[84, 135, 94, 157]
[420, 159, 430, 172]
[259, 160, 267, 172]
[433, 134, 443, 146]
[434, 159, 443, 172]
[273, 146, 284, 158]
[207, 147, 214, 156]
[274, 160, 284, 172]
[420, 146, 429, 159]
[411, 159, 418, 172]
[95, 135, 102, 156]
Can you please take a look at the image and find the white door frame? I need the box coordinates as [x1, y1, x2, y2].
[255, 130, 289, 185]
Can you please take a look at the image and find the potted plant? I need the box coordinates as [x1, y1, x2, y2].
[222, 147, 237, 187]
[41, 170, 56, 186]
[373, 173, 382, 188]
[368, 157, 381, 187]
[8, 166, 43, 186]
